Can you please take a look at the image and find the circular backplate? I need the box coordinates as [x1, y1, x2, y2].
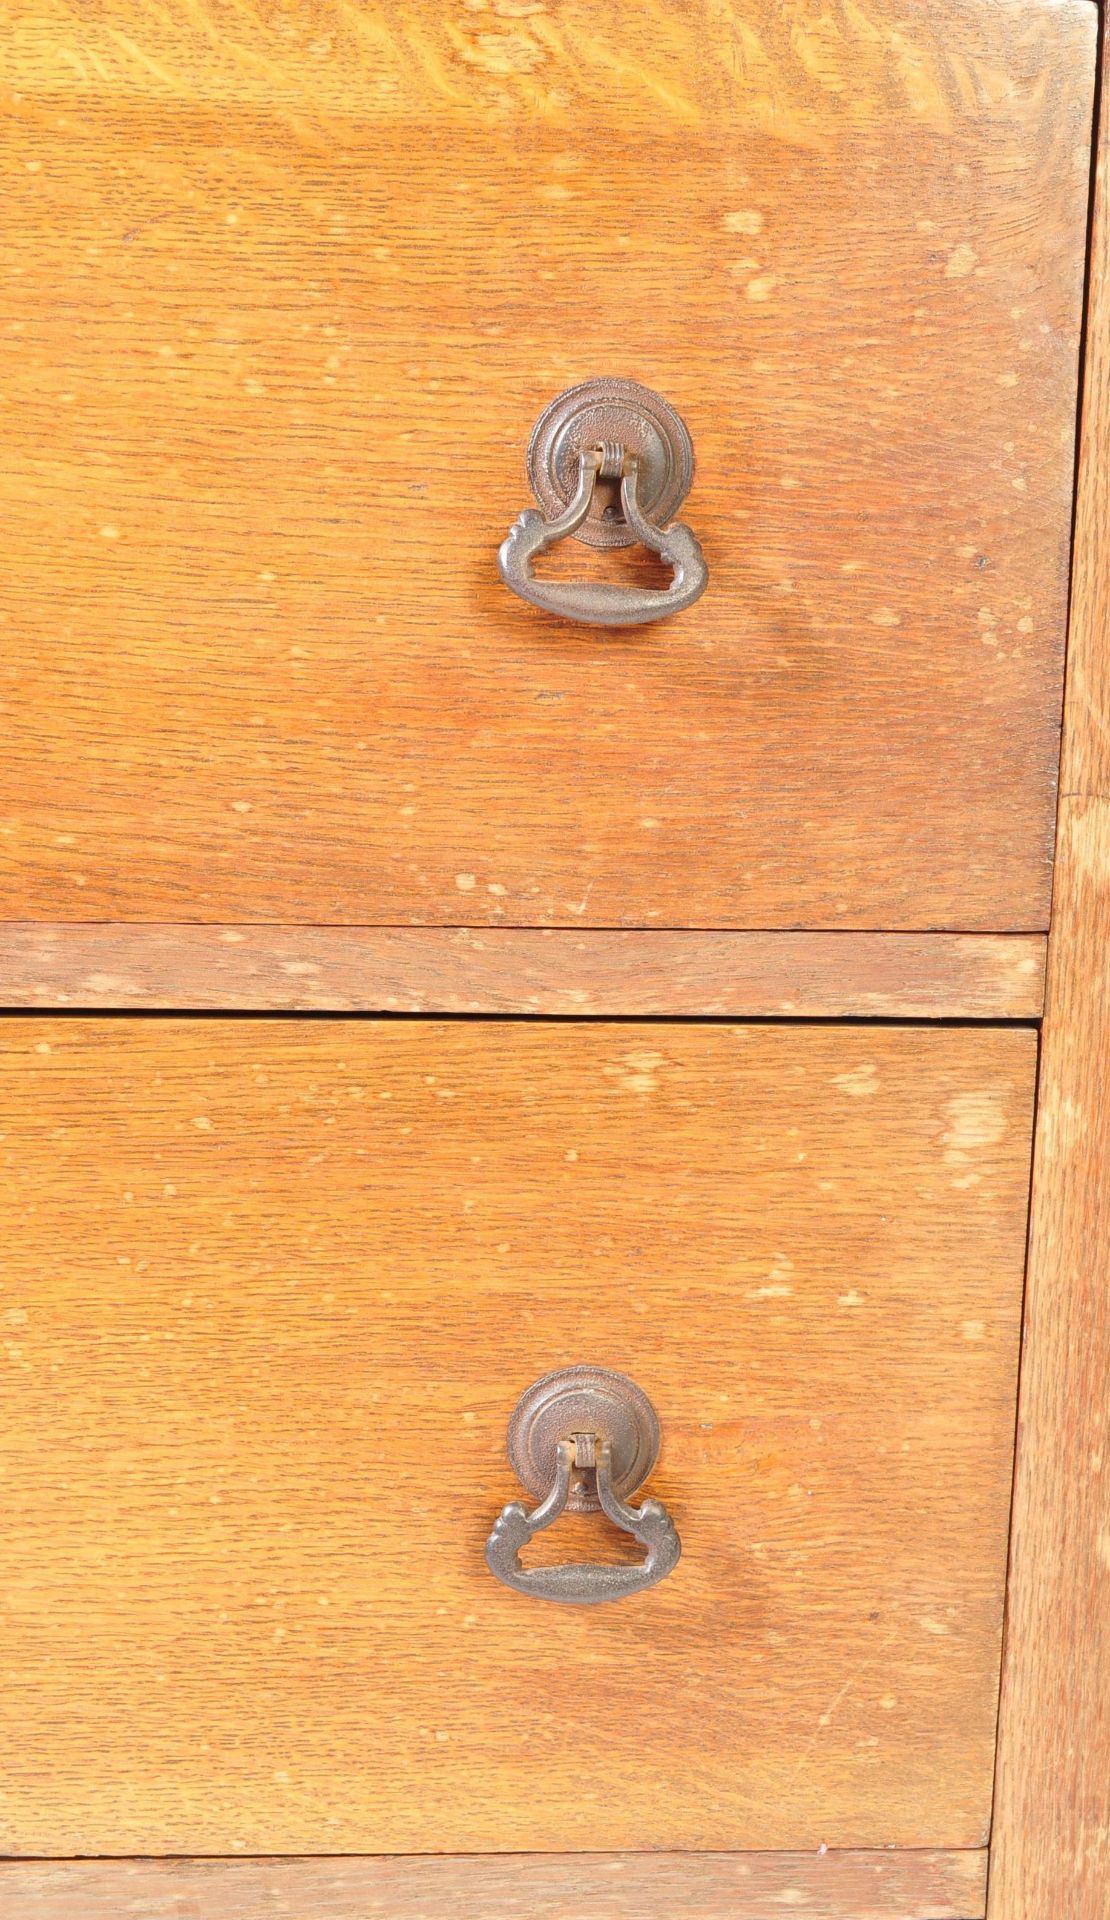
[527, 378, 694, 550]
[506, 1365, 661, 1512]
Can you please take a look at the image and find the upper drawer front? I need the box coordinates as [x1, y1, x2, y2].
[0, 1, 1093, 929]
[1, 1019, 1033, 1855]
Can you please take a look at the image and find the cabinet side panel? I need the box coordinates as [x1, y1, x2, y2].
[988, 24, 1110, 1920]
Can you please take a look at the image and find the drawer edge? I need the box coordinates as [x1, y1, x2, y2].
[0, 1849, 989, 1919]
[0, 926, 1046, 1019]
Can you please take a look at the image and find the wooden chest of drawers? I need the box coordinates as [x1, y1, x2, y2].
[1, 4, 1107, 1918]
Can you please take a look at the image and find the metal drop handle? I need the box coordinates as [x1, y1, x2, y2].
[497, 378, 708, 628]
[484, 1366, 681, 1605]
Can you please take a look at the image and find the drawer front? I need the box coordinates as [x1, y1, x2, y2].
[0, 0, 1094, 930]
[2, 1019, 1033, 1854]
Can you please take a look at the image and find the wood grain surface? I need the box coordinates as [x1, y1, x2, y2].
[0, 1848, 989, 1919]
[0, 925, 1047, 1017]
[0, 0, 1094, 930]
[987, 26, 1110, 1919]
[0, 1019, 1034, 1855]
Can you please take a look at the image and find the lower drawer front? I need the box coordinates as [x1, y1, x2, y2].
[1, 1020, 1034, 1855]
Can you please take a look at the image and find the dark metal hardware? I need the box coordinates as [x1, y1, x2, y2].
[484, 1366, 681, 1604]
[498, 378, 708, 627]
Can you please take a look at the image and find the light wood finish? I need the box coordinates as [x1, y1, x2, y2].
[987, 29, 1110, 1920]
[0, 0, 1093, 931]
[0, 926, 1047, 1017]
[0, 1849, 988, 1919]
[1, 1020, 1032, 1854]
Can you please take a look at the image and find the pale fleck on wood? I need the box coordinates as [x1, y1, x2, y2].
[986, 26, 1110, 1920]
[0, 1020, 1033, 1854]
[0, 926, 1047, 1017]
[0, 1849, 989, 1919]
[0, 0, 1094, 929]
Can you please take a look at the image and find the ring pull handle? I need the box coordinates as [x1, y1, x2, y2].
[497, 377, 709, 629]
[498, 450, 708, 629]
[484, 1367, 682, 1605]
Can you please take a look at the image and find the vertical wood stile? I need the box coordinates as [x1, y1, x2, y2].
[987, 22, 1110, 1919]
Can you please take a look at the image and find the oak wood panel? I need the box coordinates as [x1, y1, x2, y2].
[0, 925, 1046, 1017]
[987, 27, 1110, 1918]
[0, 0, 1094, 930]
[0, 1020, 1033, 1854]
[0, 1849, 989, 1919]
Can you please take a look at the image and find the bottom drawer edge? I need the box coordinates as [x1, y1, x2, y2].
[0, 1848, 988, 1919]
